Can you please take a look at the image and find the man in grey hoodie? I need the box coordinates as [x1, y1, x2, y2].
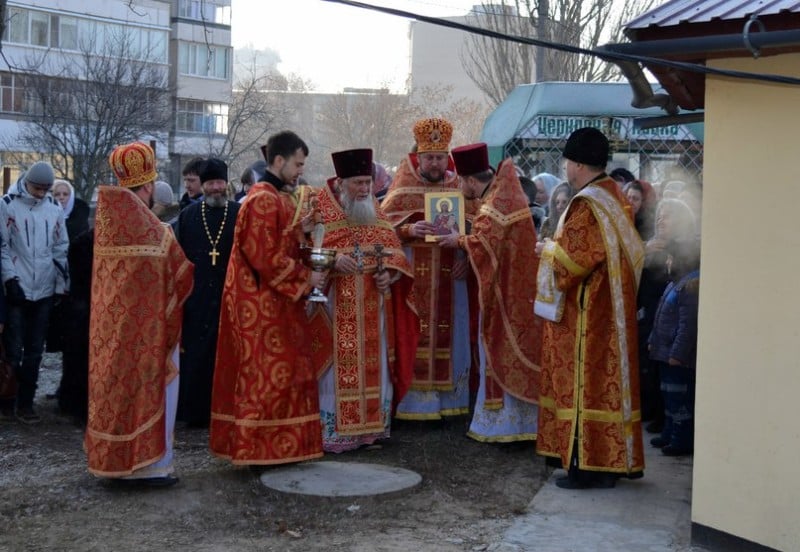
[0, 161, 69, 423]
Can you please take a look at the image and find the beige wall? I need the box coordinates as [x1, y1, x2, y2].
[694, 53, 800, 550]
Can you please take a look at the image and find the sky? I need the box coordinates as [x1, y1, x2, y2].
[231, 0, 481, 92]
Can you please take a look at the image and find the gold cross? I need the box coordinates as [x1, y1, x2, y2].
[209, 247, 220, 266]
[416, 262, 430, 276]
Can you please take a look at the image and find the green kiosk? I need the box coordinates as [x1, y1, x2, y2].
[481, 82, 703, 184]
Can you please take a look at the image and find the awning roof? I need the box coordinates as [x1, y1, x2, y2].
[480, 82, 695, 162]
[618, 0, 800, 109]
[626, 0, 800, 30]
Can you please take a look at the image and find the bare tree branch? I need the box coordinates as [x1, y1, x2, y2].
[462, 0, 660, 106]
[316, 85, 489, 172]
[11, 29, 172, 200]
[212, 65, 294, 171]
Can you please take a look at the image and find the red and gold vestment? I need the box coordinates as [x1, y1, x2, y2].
[536, 176, 645, 475]
[312, 185, 418, 435]
[85, 186, 194, 476]
[460, 159, 541, 408]
[209, 183, 323, 465]
[382, 156, 461, 392]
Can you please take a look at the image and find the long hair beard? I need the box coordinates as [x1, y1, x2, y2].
[341, 193, 377, 225]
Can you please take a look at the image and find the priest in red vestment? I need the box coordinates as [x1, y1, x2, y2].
[311, 148, 418, 452]
[85, 141, 194, 487]
[439, 143, 541, 442]
[381, 118, 472, 420]
[209, 131, 326, 466]
[534, 127, 646, 489]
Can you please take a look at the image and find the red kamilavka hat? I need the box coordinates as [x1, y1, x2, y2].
[451, 142, 490, 176]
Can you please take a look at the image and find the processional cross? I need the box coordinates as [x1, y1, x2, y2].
[368, 244, 391, 273]
[351, 242, 365, 273]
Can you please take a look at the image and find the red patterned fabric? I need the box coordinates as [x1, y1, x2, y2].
[462, 159, 541, 404]
[85, 186, 193, 477]
[536, 177, 644, 474]
[209, 183, 323, 465]
[382, 156, 461, 390]
[311, 186, 418, 424]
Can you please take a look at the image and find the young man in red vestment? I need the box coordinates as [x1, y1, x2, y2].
[534, 127, 646, 489]
[85, 141, 194, 487]
[381, 118, 472, 420]
[210, 131, 326, 466]
[311, 148, 418, 452]
[438, 143, 541, 443]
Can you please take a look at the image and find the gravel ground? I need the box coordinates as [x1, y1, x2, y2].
[0, 353, 550, 551]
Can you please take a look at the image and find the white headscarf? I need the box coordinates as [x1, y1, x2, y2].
[53, 179, 76, 218]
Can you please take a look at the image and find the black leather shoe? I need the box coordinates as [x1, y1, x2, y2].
[645, 421, 663, 434]
[591, 473, 618, 488]
[662, 445, 693, 457]
[555, 473, 617, 490]
[555, 475, 588, 489]
[650, 436, 668, 448]
[143, 475, 180, 487]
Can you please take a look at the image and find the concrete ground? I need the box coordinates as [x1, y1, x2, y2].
[492, 434, 702, 552]
[253, 428, 701, 551]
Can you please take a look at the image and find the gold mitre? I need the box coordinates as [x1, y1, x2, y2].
[413, 117, 453, 154]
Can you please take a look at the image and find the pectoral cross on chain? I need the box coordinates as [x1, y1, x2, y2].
[351, 242, 365, 273]
[209, 247, 220, 266]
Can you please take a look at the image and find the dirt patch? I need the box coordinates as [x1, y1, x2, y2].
[0, 355, 550, 551]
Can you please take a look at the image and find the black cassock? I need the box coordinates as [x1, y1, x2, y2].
[175, 199, 240, 426]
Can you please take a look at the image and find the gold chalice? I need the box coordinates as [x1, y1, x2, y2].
[300, 246, 336, 303]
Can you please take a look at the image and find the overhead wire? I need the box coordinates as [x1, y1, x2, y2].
[320, 0, 800, 87]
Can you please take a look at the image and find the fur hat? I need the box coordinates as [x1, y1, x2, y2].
[562, 127, 609, 167]
[108, 142, 157, 188]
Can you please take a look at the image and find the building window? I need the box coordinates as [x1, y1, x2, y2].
[176, 99, 228, 134]
[0, 72, 43, 115]
[6, 7, 29, 44]
[178, 0, 231, 25]
[149, 30, 167, 63]
[0, 73, 23, 113]
[178, 42, 230, 79]
[2, 7, 167, 63]
[30, 12, 50, 47]
[59, 16, 78, 50]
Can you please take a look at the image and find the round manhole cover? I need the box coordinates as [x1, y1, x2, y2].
[260, 461, 422, 497]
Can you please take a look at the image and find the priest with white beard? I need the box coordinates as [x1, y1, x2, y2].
[310, 148, 419, 453]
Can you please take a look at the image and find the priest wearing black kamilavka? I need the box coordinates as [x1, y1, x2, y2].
[175, 158, 240, 427]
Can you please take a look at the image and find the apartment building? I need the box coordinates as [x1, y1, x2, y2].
[0, 0, 232, 195]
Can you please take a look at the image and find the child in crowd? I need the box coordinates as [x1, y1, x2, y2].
[648, 238, 701, 456]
